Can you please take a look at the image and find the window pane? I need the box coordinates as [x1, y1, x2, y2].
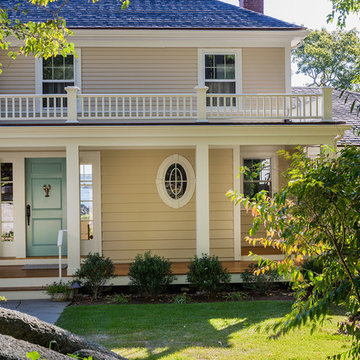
[81, 201, 93, 220]
[81, 184, 93, 201]
[53, 67, 65, 80]
[225, 66, 235, 80]
[1, 183, 13, 201]
[65, 67, 74, 80]
[43, 57, 52, 67]
[43, 82, 74, 94]
[53, 55, 64, 67]
[65, 55, 74, 65]
[205, 67, 214, 80]
[1, 203, 13, 222]
[226, 55, 235, 65]
[43, 67, 53, 80]
[206, 82, 236, 94]
[1, 222, 14, 241]
[1, 163, 13, 181]
[205, 55, 214, 67]
[215, 55, 225, 66]
[80, 165, 93, 181]
[244, 159, 270, 181]
[81, 220, 93, 240]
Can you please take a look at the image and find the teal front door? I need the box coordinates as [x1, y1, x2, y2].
[26, 158, 67, 256]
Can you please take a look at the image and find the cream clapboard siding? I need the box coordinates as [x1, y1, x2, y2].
[0, 48, 286, 95]
[101, 149, 196, 262]
[81, 48, 198, 94]
[242, 48, 285, 94]
[209, 149, 234, 260]
[0, 52, 35, 94]
[101, 148, 234, 263]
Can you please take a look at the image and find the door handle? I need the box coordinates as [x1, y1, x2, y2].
[26, 204, 31, 226]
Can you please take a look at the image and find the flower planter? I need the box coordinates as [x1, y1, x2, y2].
[51, 293, 69, 302]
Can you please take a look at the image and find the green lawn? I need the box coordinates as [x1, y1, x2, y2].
[57, 301, 351, 360]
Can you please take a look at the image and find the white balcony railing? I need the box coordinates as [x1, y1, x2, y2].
[0, 87, 333, 123]
[206, 93, 323, 120]
[78, 94, 197, 120]
[0, 94, 68, 121]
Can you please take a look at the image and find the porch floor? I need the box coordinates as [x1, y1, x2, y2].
[0, 261, 255, 279]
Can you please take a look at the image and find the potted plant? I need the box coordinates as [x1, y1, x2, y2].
[45, 281, 71, 302]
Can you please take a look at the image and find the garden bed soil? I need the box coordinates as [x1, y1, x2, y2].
[70, 285, 294, 306]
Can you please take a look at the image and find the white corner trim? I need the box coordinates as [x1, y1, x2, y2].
[285, 45, 291, 93]
[75, 48, 82, 92]
[35, 58, 42, 95]
[197, 49, 242, 93]
[156, 154, 195, 209]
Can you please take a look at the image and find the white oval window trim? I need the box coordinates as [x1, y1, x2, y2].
[156, 154, 196, 209]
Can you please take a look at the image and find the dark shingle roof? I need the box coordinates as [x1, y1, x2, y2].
[1, 0, 304, 30]
[292, 87, 360, 146]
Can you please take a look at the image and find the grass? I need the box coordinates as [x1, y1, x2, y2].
[57, 300, 351, 360]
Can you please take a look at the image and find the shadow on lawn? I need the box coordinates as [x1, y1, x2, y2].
[108, 301, 292, 360]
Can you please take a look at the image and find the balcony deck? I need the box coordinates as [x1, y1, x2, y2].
[0, 89, 331, 124]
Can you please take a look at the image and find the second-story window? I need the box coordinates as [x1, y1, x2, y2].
[205, 54, 236, 94]
[42, 55, 75, 95]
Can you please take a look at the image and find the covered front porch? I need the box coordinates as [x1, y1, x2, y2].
[0, 123, 348, 296]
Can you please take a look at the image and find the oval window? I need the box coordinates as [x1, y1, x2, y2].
[156, 155, 195, 208]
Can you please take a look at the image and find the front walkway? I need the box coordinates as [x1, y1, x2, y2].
[0, 299, 69, 324]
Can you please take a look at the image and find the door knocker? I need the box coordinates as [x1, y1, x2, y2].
[43, 184, 51, 197]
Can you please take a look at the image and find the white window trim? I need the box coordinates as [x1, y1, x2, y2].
[240, 147, 280, 196]
[197, 49, 242, 93]
[35, 49, 82, 94]
[156, 154, 196, 209]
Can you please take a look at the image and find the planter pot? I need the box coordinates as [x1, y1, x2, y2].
[51, 293, 69, 302]
[0, 241, 16, 257]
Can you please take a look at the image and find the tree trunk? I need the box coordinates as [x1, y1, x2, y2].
[0, 308, 127, 359]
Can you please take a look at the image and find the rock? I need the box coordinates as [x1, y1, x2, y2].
[0, 307, 127, 359]
[74, 349, 124, 360]
[0, 333, 73, 360]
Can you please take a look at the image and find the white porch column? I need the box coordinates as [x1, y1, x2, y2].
[233, 146, 241, 260]
[66, 144, 81, 275]
[196, 143, 210, 256]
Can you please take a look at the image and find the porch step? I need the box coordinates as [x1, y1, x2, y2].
[0, 286, 50, 300]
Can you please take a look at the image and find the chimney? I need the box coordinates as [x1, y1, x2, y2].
[239, 0, 264, 14]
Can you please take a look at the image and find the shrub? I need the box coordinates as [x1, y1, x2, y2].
[186, 254, 230, 294]
[241, 263, 281, 295]
[173, 293, 190, 304]
[74, 253, 115, 299]
[128, 251, 175, 296]
[226, 291, 245, 301]
[112, 294, 129, 304]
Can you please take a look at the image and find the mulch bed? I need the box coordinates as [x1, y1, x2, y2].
[69, 284, 294, 306]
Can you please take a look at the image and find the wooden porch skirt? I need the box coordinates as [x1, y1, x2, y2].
[0, 261, 256, 279]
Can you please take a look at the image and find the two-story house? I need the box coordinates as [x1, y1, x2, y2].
[0, 0, 349, 299]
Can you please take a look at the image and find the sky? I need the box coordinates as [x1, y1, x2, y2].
[221, 0, 360, 86]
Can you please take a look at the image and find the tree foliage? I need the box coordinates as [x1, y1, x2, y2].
[328, 0, 360, 28]
[227, 146, 360, 359]
[292, 28, 360, 90]
[0, 0, 129, 72]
